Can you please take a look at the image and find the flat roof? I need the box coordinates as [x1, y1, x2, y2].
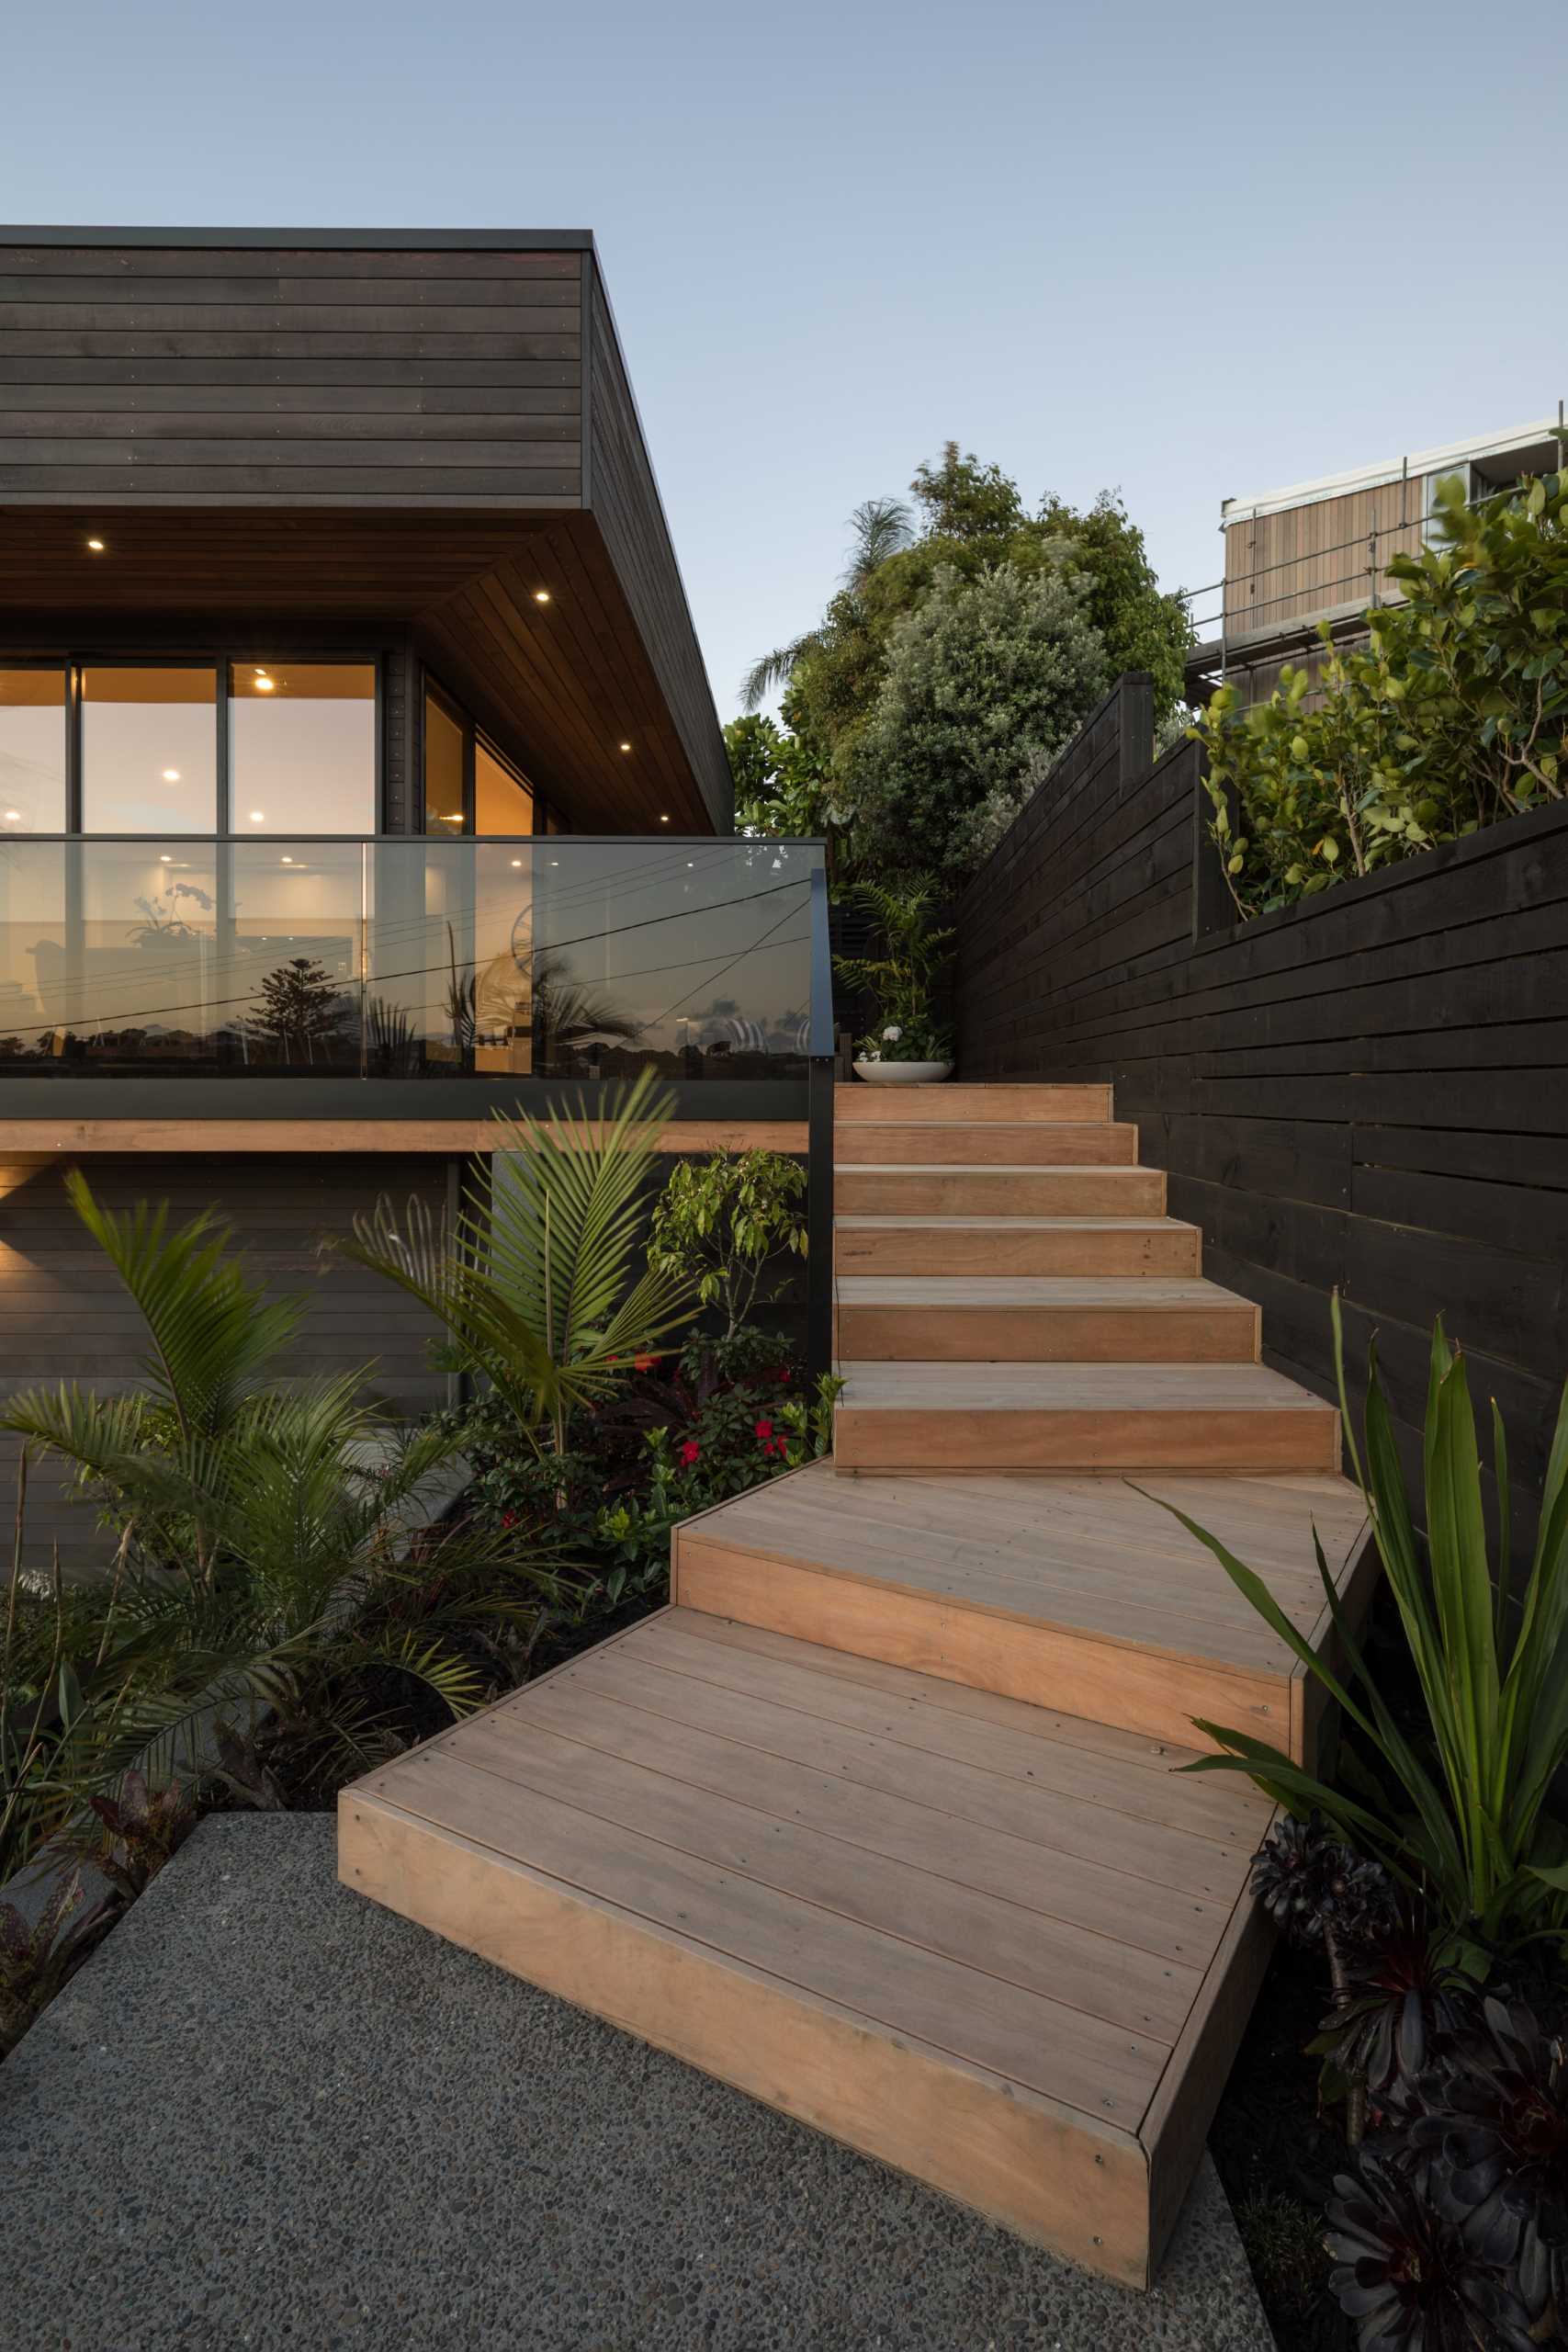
[1223, 413, 1563, 523]
[0, 225, 594, 250]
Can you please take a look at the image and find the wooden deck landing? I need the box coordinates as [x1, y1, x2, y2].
[340, 1607, 1274, 2289]
[343, 1080, 1375, 2291]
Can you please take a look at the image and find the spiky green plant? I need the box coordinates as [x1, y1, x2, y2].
[1146, 1299, 1568, 1952]
[336, 1066, 698, 1456]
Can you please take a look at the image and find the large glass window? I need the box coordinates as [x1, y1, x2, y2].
[229, 662, 376, 834]
[423, 686, 467, 837]
[81, 667, 218, 833]
[0, 670, 67, 834]
[475, 740, 534, 836]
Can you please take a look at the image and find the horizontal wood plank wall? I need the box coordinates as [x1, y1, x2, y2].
[956, 674, 1568, 1541]
[0, 1153, 450, 1572]
[584, 264, 732, 831]
[0, 242, 582, 506]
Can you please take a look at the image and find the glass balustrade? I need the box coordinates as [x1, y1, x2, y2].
[0, 837, 823, 1081]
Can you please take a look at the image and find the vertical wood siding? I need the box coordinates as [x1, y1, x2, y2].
[1224, 476, 1427, 641]
[956, 676, 1568, 1541]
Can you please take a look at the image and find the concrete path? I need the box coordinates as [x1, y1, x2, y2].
[0, 1816, 1274, 2350]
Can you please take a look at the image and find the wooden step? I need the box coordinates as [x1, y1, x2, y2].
[835, 1164, 1167, 1216]
[836, 1124, 1139, 1167]
[340, 1605, 1275, 2289]
[674, 1461, 1371, 1767]
[834, 1362, 1341, 1475]
[837, 1082, 1112, 1124]
[834, 1277, 1257, 1363]
[836, 1216, 1201, 1278]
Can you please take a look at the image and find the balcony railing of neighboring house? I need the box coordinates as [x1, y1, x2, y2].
[0, 832, 839, 1374]
[1179, 467, 1551, 696]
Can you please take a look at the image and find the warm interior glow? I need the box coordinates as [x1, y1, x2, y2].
[533, 590, 551, 605]
[4, 811, 18, 823]
[510, 857, 523, 868]
[158, 854, 171, 864]
[660, 813, 671, 823]
[280, 855, 294, 865]
[86, 537, 106, 552]
[162, 769, 181, 782]
[619, 741, 633, 752]
[254, 677, 276, 692]
[248, 810, 265, 823]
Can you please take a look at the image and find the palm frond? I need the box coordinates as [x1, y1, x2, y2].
[843, 495, 914, 586]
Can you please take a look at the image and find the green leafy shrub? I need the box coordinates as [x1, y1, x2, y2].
[0, 1867, 114, 2060]
[851, 559, 1109, 883]
[833, 879, 954, 1063]
[1198, 467, 1568, 918]
[649, 1149, 808, 1343]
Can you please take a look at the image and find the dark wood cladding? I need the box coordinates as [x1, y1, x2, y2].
[0, 243, 581, 505]
[0, 1152, 452, 1572]
[955, 675, 1568, 1543]
[585, 264, 731, 830]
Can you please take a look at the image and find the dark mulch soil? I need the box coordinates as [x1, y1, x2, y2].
[1210, 1939, 1353, 2352]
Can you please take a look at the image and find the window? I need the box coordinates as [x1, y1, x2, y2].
[229, 662, 376, 833]
[0, 670, 67, 834]
[81, 666, 218, 832]
[475, 740, 534, 836]
[423, 685, 468, 837]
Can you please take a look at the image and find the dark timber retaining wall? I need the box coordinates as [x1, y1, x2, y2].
[955, 673, 1568, 1539]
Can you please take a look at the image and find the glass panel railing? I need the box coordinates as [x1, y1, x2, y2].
[0, 837, 824, 1081]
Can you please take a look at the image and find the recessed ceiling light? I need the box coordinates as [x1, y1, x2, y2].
[548, 859, 558, 867]
[619, 741, 633, 753]
[510, 858, 523, 868]
[659, 813, 670, 823]
[86, 537, 106, 553]
[280, 855, 294, 865]
[249, 810, 265, 823]
[533, 590, 551, 605]
[159, 854, 172, 864]
[162, 769, 181, 782]
[3, 811, 18, 823]
[255, 678, 276, 692]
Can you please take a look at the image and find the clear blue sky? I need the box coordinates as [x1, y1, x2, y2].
[2, 0, 1562, 723]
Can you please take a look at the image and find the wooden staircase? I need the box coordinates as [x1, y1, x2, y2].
[340, 1081, 1374, 2292]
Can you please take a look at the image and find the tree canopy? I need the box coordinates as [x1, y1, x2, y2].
[736, 443, 1190, 885]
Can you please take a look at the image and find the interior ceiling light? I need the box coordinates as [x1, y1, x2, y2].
[159, 854, 172, 864]
[162, 769, 181, 782]
[533, 589, 551, 605]
[659, 813, 671, 823]
[86, 537, 106, 552]
[280, 855, 294, 865]
[510, 858, 523, 868]
[4, 811, 18, 823]
[619, 741, 633, 753]
[254, 670, 276, 692]
[249, 810, 265, 823]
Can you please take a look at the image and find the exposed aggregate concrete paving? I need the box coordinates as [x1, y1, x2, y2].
[1, 1815, 1274, 2349]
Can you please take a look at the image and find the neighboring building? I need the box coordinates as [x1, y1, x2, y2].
[0, 226, 748, 1564]
[1185, 412, 1565, 707]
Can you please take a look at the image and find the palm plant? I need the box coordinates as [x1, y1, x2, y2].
[336, 1066, 698, 1457]
[739, 495, 913, 710]
[1, 1180, 558, 1852]
[1148, 1299, 1568, 1953]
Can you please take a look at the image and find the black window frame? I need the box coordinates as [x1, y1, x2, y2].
[420, 666, 553, 838]
[0, 648, 387, 836]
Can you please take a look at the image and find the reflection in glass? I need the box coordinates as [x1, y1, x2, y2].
[423, 688, 466, 836]
[82, 667, 218, 833]
[230, 662, 376, 834]
[0, 839, 822, 1080]
[475, 741, 533, 837]
[0, 670, 67, 835]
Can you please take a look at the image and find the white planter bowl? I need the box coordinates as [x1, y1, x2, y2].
[851, 1059, 954, 1086]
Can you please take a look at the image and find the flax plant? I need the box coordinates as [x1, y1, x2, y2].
[1149, 1298, 1568, 1955]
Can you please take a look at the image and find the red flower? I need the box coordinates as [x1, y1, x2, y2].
[680, 1439, 701, 1466]
[634, 1353, 656, 1373]
[754, 1418, 773, 1441]
[502, 1510, 517, 1529]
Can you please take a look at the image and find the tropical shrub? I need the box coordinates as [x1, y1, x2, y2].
[0, 1868, 113, 2060]
[849, 560, 1109, 883]
[1157, 1300, 1568, 1958]
[1199, 465, 1568, 918]
[833, 878, 953, 1064]
[447, 1330, 840, 1623]
[649, 1149, 808, 1343]
[0, 1175, 558, 1871]
[338, 1068, 697, 1456]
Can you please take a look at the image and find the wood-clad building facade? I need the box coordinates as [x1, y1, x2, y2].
[1188, 414, 1564, 707]
[0, 228, 741, 1556]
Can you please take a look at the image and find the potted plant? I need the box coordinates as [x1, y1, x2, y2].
[834, 881, 954, 1084]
